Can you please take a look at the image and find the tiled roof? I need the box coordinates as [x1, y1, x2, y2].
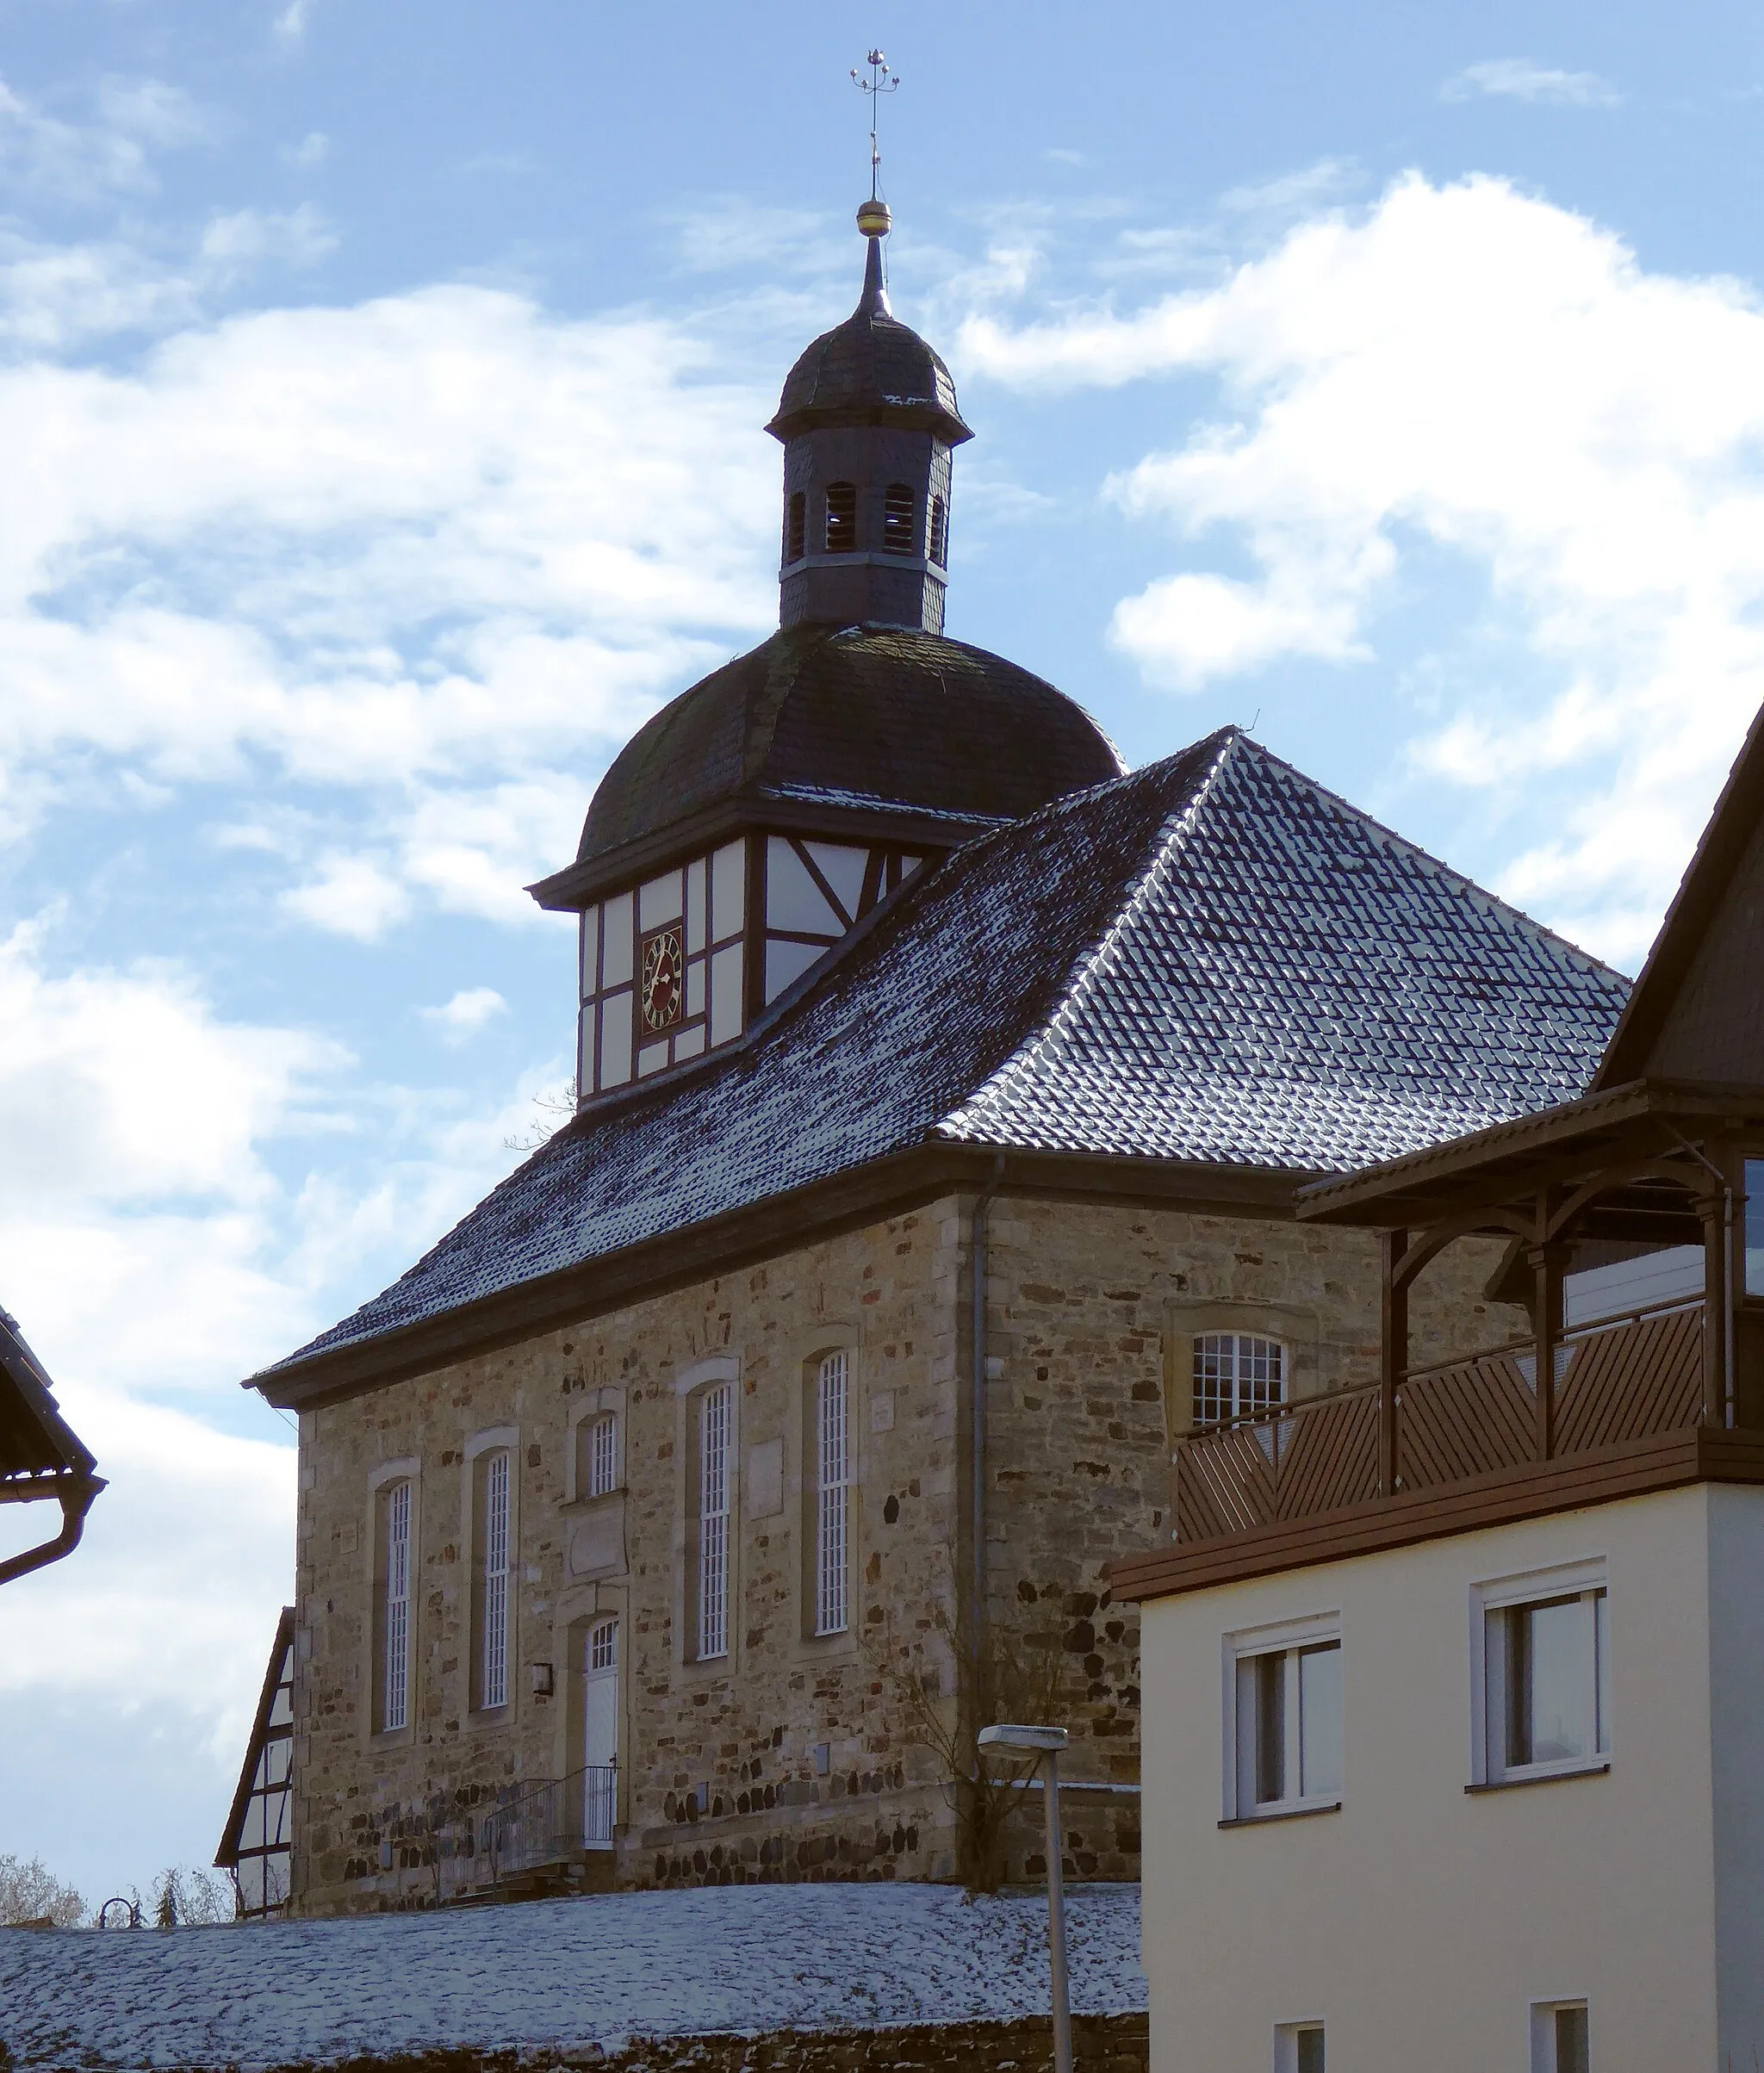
[550, 624, 1122, 888]
[765, 239, 972, 448]
[1, 1305, 96, 1495]
[262, 731, 1627, 1380]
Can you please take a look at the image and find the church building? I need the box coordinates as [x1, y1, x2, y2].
[247, 200, 1630, 1916]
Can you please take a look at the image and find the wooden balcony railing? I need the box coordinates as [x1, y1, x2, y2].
[1172, 1300, 1705, 1544]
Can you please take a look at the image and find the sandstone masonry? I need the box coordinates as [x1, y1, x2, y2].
[290, 1189, 1516, 1915]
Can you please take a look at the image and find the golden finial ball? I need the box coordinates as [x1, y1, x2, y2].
[856, 199, 892, 239]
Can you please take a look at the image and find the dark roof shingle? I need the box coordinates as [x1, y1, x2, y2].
[262, 731, 1626, 1385]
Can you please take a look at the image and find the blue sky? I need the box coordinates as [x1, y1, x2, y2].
[3, 0, 1764, 1904]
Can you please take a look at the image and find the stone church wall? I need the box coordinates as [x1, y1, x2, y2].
[289, 1188, 1517, 1913]
[290, 1204, 967, 1915]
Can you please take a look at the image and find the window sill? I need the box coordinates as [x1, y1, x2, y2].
[1219, 1799, 1341, 1829]
[1467, 1761, 1609, 1794]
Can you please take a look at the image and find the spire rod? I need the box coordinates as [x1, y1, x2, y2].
[850, 47, 898, 203]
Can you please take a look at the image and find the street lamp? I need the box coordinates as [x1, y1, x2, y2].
[978, 1722, 1072, 2073]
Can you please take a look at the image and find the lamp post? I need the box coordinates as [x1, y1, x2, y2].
[978, 1722, 1072, 2073]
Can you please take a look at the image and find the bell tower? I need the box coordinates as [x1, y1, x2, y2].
[766, 200, 973, 635]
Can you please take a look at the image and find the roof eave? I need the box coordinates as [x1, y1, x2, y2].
[527, 792, 997, 911]
[764, 401, 974, 446]
[248, 1145, 1310, 1413]
[1295, 1077, 1764, 1226]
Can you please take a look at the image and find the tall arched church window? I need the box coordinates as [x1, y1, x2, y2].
[475, 1449, 511, 1710]
[696, 1382, 731, 1660]
[928, 494, 948, 566]
[824, 481, 858, 554]
[1192, 1332, 1286, 1428]
[813, 1350, 849, 1635]
[381, 1480, 411, 1732]
[882, 483, 916, 555]
[786, 491, 806, 565]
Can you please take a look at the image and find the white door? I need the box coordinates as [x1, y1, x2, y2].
[582, 1617, 618, 1846]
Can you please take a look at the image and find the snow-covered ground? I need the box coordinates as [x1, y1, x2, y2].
[0, 1883, 1146, 2070]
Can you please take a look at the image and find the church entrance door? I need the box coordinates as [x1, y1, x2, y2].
[582, 1617, 618, 1846]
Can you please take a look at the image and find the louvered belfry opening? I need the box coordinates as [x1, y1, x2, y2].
[823, 482, 857, 554]
[929, 493, 948, 568]
[882, 483, 915, 555]
[785, 491, 806, 565]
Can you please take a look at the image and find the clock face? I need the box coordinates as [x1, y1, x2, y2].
[640, 925, 685, 1033]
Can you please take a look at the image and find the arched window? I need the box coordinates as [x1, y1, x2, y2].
[812, 1350, 850, 1635]
[1192, 1333, 1285, 1427]
[380, 1479, 412, 1732]
[785, 491, 806, 564]
[824, 481, 858, 553]
[470, 1445, 512, 1712]
[928, 494, 948, 566]
[882, 483, 916, 555]
[696, 1381, 731, 1660]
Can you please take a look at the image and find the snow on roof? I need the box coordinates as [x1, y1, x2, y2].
[0, 1884, 1144, 2070]
[258, 730, 1626, 1388]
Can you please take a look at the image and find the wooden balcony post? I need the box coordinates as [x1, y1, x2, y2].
[1380, 1228, 1407, 1495]
[1693, 1139, 1743, 1429]
[1530, 1197, 1568, 1460]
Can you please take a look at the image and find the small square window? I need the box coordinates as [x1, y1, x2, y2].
[1229, 1626, 1342, 1818]
[1531, 2000, 1589, 2073]
[1275, 2022, 1325, 2073]
[1476, 1567, 1609, 1784]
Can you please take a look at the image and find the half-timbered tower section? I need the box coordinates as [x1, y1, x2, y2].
[247, 209, 1630, 1918]
[1118, 703, 1764, 2069]
[214, 1608, 295, 1918]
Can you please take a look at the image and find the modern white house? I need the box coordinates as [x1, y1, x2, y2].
[1115, 704, 1764, 2071]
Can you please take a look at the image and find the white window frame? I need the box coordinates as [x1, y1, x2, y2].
[1192, 1331, 1287, 1426]
[1222, 1612, 1343, 1822]
[814, 1351, 850, 1636]
[1470, 1558, 1609, 1787]
[1531, 1998, 1590, 2073]
[1274, 2022, 1326, 2073]
[698, 1381, 731, 1661]
[480, 1449, 511, 1710]
[588, 1411, 618, 1498]
[383, 1479, 412, 1734]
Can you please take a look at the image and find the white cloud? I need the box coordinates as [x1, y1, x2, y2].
[280, 853, 412, 939]
[1443, 59, 1621, 108]
[0, 276, 777, 918]
[0, 71, 208, 203]
[272, 0, 316, 50]
[0, 915, 337, 1213]
[422, 986, 508, 1040]
[283, 130, 329, 169]
[960, 173, 1764, 963]
[196, 203, 334, 272]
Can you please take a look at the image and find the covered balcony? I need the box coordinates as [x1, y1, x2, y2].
[1168, 1082, 1764, 1561]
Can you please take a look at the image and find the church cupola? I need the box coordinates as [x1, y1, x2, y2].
[766, 201, 972, 636]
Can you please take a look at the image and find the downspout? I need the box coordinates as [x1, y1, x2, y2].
[1674, 1133, 1736, 1429]
[970, 1153, 1007, 1691]
[0, 1476, 104, 1590]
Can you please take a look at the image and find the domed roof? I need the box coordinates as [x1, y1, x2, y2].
[532, 625, 1123, 904]
[766, 239, 972, 447]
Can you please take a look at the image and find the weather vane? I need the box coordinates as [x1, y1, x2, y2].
[851, 49, 899, 204]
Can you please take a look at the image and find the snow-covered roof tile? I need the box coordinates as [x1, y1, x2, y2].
[259, 731, 1627, 1383]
